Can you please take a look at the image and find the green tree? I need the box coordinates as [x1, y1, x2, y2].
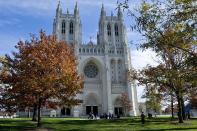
[120, 0, 197, 123]
[143, 84, 162, 117]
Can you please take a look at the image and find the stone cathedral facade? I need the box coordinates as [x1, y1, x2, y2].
[53, 2, 138, 117]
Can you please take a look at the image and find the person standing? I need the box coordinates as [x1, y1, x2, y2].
[141, 112, 145, 124]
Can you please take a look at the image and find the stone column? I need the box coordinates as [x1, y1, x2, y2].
[66, 21, 69, 42]
[105, 56, 113, 114]
[124, 45, 138, 116]
[115, 60, 118, 83]
[56, 19, 60, 41]
[111, 23, 115, 46]
[131, 82, 138, 116]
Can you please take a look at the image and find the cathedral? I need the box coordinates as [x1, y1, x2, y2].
[52, 2, 138, 117]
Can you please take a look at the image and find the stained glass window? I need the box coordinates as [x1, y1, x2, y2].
[84, 63, 98, 78]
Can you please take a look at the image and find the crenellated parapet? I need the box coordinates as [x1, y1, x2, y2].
[78, 43, 124, 56]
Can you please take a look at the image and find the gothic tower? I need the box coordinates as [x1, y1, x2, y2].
[53, 2, 82, 45]
[97, 4, 138, 116]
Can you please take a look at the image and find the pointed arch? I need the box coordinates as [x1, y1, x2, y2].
[61, 20, 66, 34]
[85, 92, 99, 105]
[110, 59, 116, 82]
[114, 97, 121, 106]
[115, 23, 119, 36]
[118, 59, 123, 83]
[69, 21, 74, 34]
[79, 57, 104, 78]
[107, 23, 111, 36]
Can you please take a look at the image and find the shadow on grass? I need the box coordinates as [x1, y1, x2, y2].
[0, 125, 35, 131]
[150, 128, 197, 131]
[0, 119, 36, 131]
[1, 117, 197, 131]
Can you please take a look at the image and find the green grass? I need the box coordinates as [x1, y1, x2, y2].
[0, 117, 197, 131]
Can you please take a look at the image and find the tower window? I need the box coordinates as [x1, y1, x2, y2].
[107, 24, 111, 36]
[62, 20, 66, 34]
[69, 21, 74, 34]
[102, 49, 104, 53]
[115, 24, 119, 36]
[86, 48, 89, 53]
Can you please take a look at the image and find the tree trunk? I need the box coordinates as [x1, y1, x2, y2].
[154, 108, 157, 117]
[37, 98, 42, 127]
[28, 109, 30, 118]
[32, 104, 37, 121]
[176, 92, 184, 123]
[153, 100, 157, 117]
[180, 97, 186, 120]
[171, 94, 174, 120]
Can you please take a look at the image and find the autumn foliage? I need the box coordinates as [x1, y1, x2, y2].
[0, 31, 83, 127]
[120, 92, 132, 116]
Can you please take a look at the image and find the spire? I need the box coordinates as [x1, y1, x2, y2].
[67, 8, 69, 14]
[57, 0, 60, 7]
[74, 1, 79, 17]
[100, 3, 106, 18]
[75, 1, 78, 10]
[101, 3, 104, 11]
[56, 0, 62, 17]
[117, 6, 123, 20]
[57, 0, 61, 11]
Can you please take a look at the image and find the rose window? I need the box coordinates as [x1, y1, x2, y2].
[84, 63, 98, 78]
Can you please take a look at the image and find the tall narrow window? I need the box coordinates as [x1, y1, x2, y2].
[62, 20, 66, 34]
[115, 24, 119, 36]
[107, 24, 111, 36]
[69, 21, 74, 34]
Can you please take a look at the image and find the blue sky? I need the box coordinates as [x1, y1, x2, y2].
[0, 0, 159, 102]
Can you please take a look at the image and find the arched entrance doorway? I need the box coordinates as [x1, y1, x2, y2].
[80, 57, 104, 116]
[61, 107, 71, 116]
[85, 93, 99, 116]
[114, 97, 123, 116]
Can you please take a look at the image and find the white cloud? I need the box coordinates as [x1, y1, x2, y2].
[0, 18, 21, 27]
[137, 85, 146, 102]
[131, 49, 159, 70]
[0, 33, 19, 56]
[127, 28, 139, 39]
[0, 0, 56, 17]
[126, 28, 142, 45]
[130, 49, 160, 102]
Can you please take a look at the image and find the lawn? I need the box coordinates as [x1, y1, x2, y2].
[0, 117, 197, 131]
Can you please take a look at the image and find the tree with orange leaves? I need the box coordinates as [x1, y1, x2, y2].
[0, 31, 83, 127]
